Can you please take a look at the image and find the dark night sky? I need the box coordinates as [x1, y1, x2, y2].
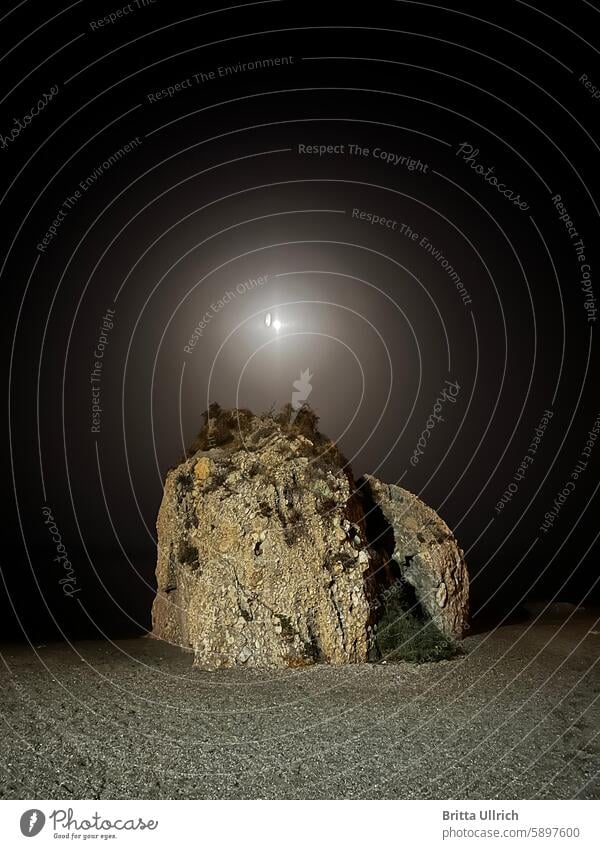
[1, 0, 599, 640]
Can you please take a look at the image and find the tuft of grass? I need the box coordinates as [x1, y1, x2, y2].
[186, 403, 257, 454]
[375, 583, 463, 663]
[200, 469, 227, 494]
[185, 402, 348, 467]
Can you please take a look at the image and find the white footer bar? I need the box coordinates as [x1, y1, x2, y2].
[0, 799, 598, 848]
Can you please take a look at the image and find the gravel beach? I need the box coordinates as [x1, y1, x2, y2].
[1, 607, 599, 800]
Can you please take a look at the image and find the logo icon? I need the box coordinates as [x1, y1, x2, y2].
[20, 809, 45, 837]
[292, 368, 313, 410]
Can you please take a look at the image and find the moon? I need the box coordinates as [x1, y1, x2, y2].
[265, 312, 282, 331]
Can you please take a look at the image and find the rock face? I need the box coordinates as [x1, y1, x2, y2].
[363, 475, 469, 639]
[152, 406, 469, 667]
[152, 407, 373, 668]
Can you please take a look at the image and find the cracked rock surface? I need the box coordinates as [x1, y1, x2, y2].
[363, 475, 469, 638]
[152, 410, 372, 668]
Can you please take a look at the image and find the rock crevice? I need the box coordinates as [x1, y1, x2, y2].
[363, 475, 469, 639]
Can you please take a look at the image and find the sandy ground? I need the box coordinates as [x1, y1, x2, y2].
[1, 607, 599, 800]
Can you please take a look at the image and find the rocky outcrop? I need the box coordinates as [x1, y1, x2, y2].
[363, 476, 469, 638]
[152, 407, 373, 668]
[152, 406, 468, 667]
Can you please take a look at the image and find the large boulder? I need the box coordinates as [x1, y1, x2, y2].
[363, 475, 469, 638]
[152, 407, 373, 668]
[151, 406, 469, 666]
